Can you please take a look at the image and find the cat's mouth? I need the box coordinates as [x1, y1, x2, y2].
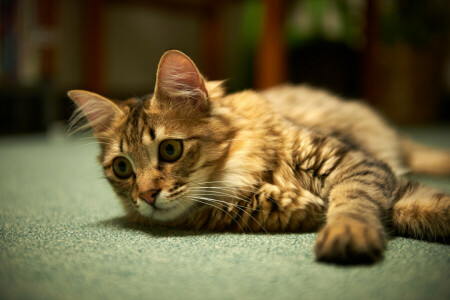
[138, 185, 187, 209]
[135, 191, 194, 222]
[138, 196, 172, 211]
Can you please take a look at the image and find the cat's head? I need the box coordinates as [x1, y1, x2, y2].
[68, 50, 231, 223]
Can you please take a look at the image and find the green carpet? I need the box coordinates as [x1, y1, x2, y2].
[0, 128, 449, 300]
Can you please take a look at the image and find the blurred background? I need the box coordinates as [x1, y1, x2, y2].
[1, 0, 450, 135]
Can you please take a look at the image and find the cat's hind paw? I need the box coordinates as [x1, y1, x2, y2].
[314, 218, 385, 264]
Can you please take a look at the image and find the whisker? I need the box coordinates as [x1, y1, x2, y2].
[185, 197, 246, 232]
[83, 141, 114, 147]
[178, 199, 195, 226]
[190, 185, 259, 195]
[191, 180, 260, 191]
[190, 192, 257, 210]
[189, 189, 254, 204]
[186, 195, 268, 233]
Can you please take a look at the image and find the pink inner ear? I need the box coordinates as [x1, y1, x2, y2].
[74, 96, 105, 123]
[69, 91, 120, 133]
[157, 51, 208, 100]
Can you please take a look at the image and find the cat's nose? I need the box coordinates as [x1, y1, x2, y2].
[139, 189, 161, 206]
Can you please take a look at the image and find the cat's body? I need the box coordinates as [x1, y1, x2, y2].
[69, 50, 450, 264]
[263, 85, 450, 176]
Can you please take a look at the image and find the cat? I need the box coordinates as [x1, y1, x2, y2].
[68, 50, 450, 264]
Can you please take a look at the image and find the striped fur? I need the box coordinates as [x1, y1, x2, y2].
[69, 50, 450, 264]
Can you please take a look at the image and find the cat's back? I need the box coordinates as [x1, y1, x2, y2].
[214, 89, 281, 128]
[261, 85, 368, 130]
[260, 85, 406, 175]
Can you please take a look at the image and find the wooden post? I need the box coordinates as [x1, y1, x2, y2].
[255, 0, 287, 89]
[363, 0, 379, 106]
[82, 0, 104, 93]
[201, 1, 223, 80]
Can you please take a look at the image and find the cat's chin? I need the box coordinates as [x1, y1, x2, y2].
[135, 199, 192, 222]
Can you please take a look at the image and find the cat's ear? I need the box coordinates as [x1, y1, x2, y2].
[68, 90, 124, 134]
[154, 50, 208, 112]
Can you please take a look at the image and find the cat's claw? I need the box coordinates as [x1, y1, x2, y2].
[258, 183, 281, 201]
[314, 218, 385, 264]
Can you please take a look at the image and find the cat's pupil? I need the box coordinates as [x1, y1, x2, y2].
[118, 161, 127, 172]
[165, 144, 175, 156]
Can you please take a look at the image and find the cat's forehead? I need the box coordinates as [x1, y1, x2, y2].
[120, 98, 199, 145]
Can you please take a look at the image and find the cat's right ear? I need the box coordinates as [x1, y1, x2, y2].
[68, 90, 124, 134]
[153, 50, 209, 113]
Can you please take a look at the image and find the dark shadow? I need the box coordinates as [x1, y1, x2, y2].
[95, 215, 227, 237]
[315, 254, 385, 267]
[94, 215, 298, 238]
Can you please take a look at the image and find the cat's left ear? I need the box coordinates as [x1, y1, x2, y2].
[154, 50, 208, 112]
[68, 90, 124, 134]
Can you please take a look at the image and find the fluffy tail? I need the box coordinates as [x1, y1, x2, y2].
[401, 138, 450, 175]
[391, 180, 449, 242]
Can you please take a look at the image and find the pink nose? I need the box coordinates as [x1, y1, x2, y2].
[139, 189, 161, 205]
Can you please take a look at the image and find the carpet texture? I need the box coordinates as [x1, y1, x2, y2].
[0, 128, 449, 300]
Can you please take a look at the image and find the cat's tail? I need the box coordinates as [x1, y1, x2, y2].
[401, 138, 450, 175]
[390, 180, 449, 242]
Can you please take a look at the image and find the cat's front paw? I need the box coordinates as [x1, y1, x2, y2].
[314, 218, 385, 264]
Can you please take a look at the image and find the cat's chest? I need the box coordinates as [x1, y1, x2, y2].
[187, 175, 327, 233]
[186, 128, 345, 232]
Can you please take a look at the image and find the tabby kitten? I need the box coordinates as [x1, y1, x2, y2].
[69, 50, 450, 264]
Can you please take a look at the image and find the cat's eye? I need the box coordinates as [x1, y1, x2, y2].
[113, 157, 133, 179]
[159, 139, 183, 162]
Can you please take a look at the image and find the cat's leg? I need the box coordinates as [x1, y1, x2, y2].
[314, 159, 394, 264]
[391, 180, 450, 241]
[315, 186, 387, 263]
